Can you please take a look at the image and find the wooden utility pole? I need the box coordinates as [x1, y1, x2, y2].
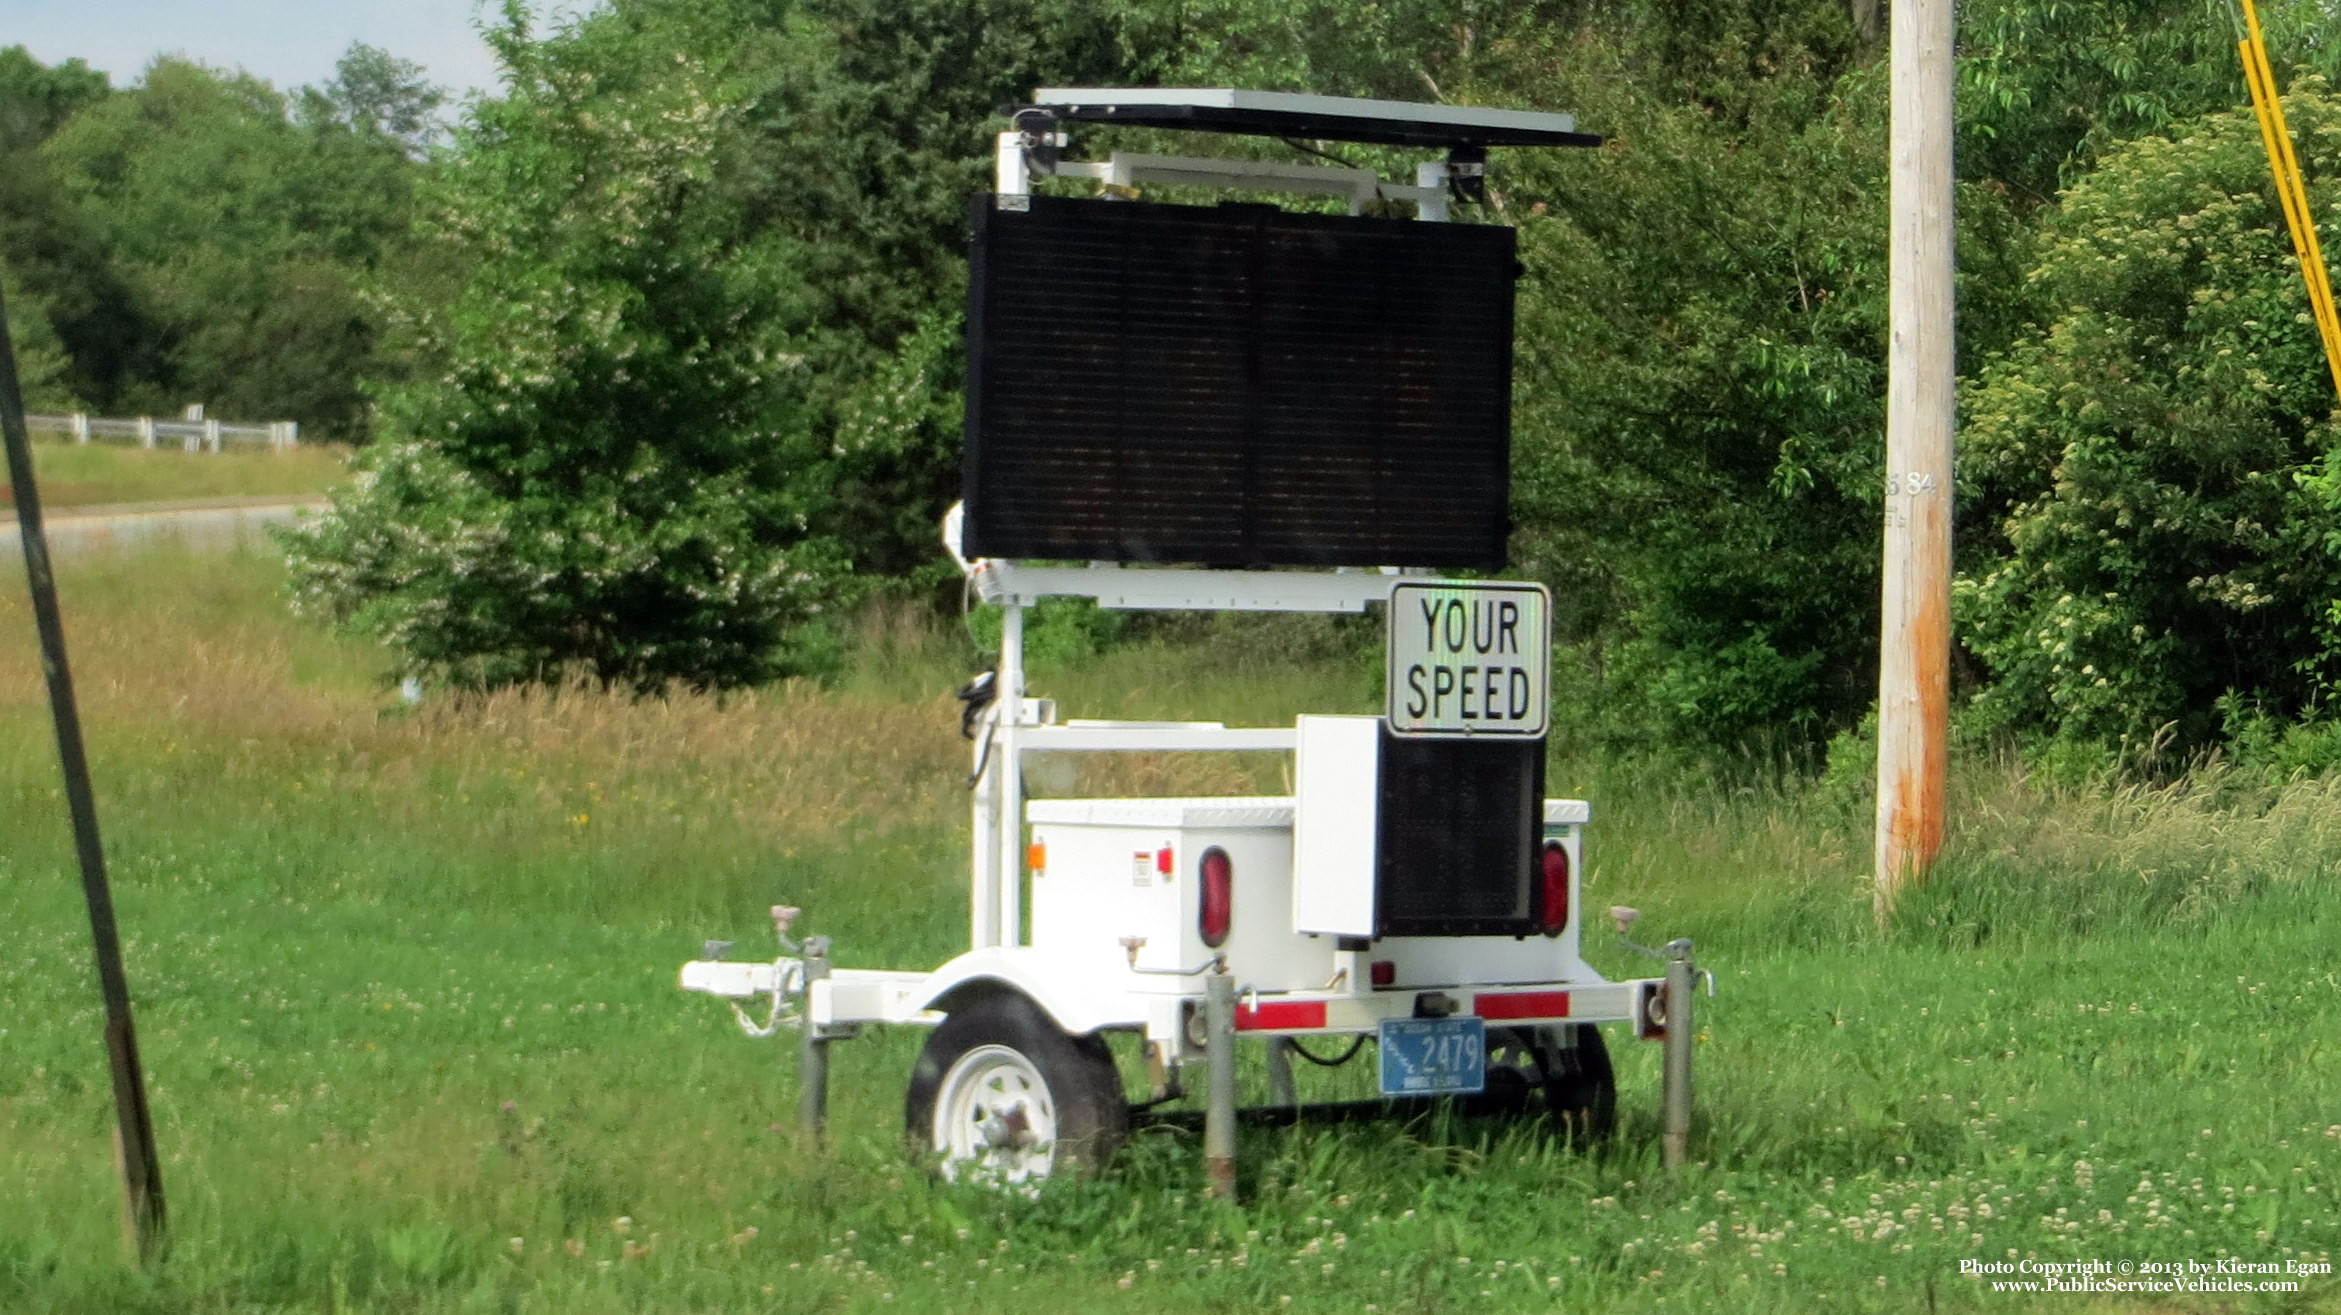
[0, 289, 168, 1258]
[1876, 0, 1956, 919]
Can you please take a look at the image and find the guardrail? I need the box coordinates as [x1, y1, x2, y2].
[26, 413, 300, 453]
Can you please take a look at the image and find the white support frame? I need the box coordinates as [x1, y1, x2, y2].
[1051, 153, 1443, 216]
[974, 560, 1413, 613]
[994, 125, 1452, 220]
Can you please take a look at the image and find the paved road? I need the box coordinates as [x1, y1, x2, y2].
[1, 495, 330, 556]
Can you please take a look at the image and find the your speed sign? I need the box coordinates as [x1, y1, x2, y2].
[1386, 580, 1550, 738]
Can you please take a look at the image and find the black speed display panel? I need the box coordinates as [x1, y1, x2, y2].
[1374, 730, 1545, 937]
[962, 195, 1518, 567]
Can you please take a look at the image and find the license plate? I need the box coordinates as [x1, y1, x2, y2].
[1377, 1016, 1486, 1096]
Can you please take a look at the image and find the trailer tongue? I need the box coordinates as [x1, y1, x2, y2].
[681, 87, 1704, 1186]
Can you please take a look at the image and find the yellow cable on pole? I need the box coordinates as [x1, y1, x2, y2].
[2238, 0, 2341, 404]
[2242, 50, 2341, 380]
[2258, 46, 2341, 371]
[2243, 3, 2341, 355]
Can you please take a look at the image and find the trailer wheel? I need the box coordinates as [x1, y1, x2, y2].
[1474, 1024, 1615, 1139]
[1539, 1023, 1616, 1140]
[1474, 1027, 1555, 1114]
[904, 993, 1128, 1184]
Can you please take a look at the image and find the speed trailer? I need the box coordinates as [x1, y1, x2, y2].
[681, 87, 1708, 1186]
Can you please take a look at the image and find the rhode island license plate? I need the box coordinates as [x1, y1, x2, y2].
[1377, 1016, 1486, 1096]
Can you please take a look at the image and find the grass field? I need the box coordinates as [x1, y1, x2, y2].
[1, 438, 351, 510]
[1, 543, 2337, 1313]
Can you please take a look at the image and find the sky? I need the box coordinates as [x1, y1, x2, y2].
[3, 0, 599, 103]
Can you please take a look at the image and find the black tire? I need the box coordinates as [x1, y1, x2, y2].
[1471, 1023, 1615, 1140]
[903, 991, 1129, 1182]
[1470, 1026, 1552, 1115]
[1541, 1023, 1617, 1141]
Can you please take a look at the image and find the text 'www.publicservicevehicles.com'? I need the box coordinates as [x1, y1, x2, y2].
[1960, 1256, 2327, 1294]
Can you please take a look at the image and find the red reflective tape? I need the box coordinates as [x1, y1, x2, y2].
[1472, 990, 1571, 1021]
[1235, 1001, 1327, 1031]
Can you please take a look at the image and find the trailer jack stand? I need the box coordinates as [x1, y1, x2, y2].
[1204, 970, 1238, 1198]
[798, 937, 833, 1138]
[1661, 938, 1695, 1172]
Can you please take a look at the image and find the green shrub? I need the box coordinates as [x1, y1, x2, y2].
[280, 2, 851, 690]
[1959, 79, 2341, 749]
[282, 0, 1168, 691]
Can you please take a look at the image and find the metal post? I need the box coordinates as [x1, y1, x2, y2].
[0, 287, 167, 1261]
[969, 736, 998, 950]
[1204, 972, 1238, 1198]
[71, 412, 89, 444]
[1265, 1036, 1297, 1108]
[1415, 161, 1451, 222]
[996, 128, 1029, 197]
[995, 604, 1025, 948]
[136, 417, 154, 450]
[798, 936, 832, 1137]
[203, 419, 221, 454]
[1661, 939, 1696, 1172]
[1876, 0, 1955, 921]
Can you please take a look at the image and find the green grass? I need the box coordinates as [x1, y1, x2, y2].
[1, 547, 2337, 1312]
[2, 438, 351, 510]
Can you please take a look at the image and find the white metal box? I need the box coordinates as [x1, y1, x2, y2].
[1292, 714, 1379, 936]
[1026, 797, 1333, 994]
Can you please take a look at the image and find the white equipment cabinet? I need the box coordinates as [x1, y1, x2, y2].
[679, 87, 1703, 1187]
[1029, 797, 1313, 992]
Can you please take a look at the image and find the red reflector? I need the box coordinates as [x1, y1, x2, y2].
[1473, 990, 1572, 1021]
[1198, 846, 1233, 948]
[1369, 959, 1396, 987]
[1539, 839, 1571, 936]
[1235, 1000, 1327, 1031]
[1156, 845, 1173, 875]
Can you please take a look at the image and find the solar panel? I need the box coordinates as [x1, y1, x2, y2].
[1023, 87, 1600, 150]
[962, 195, 1518, 568]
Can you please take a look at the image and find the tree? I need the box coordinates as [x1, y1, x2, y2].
[0, 261, 77, 409]
[737, 0, 1178, 580]
[284, 0, 849, 689]
[1500, 55, 1897, 748]
[1308, 9, 2033, 752]
[286, 0, 1173, 688]
[1957, 83, 2341, 747]
[0, 45, 108, 153]
[301, 42, 448, 157]
[1955, 0, 2341, 207]
[39, 56, 422, 432]
[0, 46, 126, 410]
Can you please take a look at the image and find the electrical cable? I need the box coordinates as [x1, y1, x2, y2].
[1279, 137, 1360, 168]
[966, 718, 996, 789]
[1285, 1034, 1367, 1067]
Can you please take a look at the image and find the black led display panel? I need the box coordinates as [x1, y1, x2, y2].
[962, 195, 1517, 568]
[1374, 730, 1545, 937]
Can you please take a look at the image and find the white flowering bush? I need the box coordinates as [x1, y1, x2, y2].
[284, 0, 1169, 688]
[284, 2, 852, 689]
[1958, 80, 2341, 747]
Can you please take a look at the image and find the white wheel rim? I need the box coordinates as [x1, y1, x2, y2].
[932, 1044, 1059, 1183]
